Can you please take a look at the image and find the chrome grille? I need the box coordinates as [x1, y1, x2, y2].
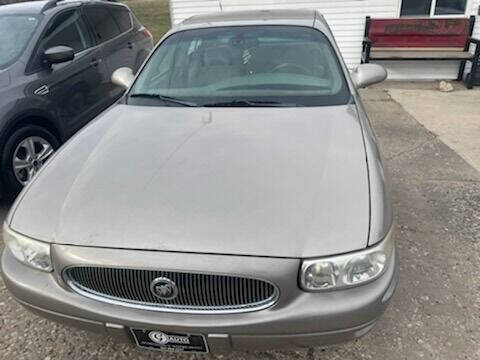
[64, 266, 279, 314]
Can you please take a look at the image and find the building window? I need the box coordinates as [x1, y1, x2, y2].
[400, 0, 468, 17]
[434, 0, 467, 15]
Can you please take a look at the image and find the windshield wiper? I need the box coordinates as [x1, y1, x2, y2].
[129, 93, 198, 107]
[203, 100, 299, 107]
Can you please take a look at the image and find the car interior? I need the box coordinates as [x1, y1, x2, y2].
[141, 30, 342, 95]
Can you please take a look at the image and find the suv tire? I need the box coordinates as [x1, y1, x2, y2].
[1, 125, 60, 196]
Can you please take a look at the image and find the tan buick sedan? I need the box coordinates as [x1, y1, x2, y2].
[2, 9, 397, 354]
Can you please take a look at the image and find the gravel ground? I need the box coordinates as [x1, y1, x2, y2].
[1, 85, 479, 359]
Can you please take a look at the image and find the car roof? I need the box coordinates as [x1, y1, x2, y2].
[0, 1, 47, 15]
[178, 9, 329, 29]
[0, 0, 125, 15]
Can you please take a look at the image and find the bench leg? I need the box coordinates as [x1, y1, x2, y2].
[361, 40, 371, 64]
[467, 50, 480, 89]
[365, 45, 371, 64]
[457, 60, 466, 81]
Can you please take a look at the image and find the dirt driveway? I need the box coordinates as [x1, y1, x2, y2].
[1, 83, 479, 359]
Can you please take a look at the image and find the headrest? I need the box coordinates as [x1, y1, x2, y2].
[203, 46, 233, 66]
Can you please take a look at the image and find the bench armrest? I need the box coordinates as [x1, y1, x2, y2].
[469, 37, 480, 45]
[363, 37, 372, 45]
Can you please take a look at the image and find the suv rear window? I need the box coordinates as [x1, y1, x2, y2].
[110, 7, 132, 33]
[84, 7, 121, 42]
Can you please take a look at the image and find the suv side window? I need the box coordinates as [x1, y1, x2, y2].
[84, 7, 121, 43]
[42, 10, 92, 54]
[110, 7, 132, 33]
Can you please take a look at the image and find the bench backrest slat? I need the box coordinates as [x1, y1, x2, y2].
[368, 18, 471, 48]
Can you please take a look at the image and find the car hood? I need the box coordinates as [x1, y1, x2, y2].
[10, 104, 370, 258]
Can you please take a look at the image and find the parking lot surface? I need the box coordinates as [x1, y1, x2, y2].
[1, 84, 479, 359]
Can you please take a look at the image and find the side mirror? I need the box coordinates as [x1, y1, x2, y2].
[43, 46, 74, 65]
[112, 67, 135, 89]
[351, 64, 387, 88]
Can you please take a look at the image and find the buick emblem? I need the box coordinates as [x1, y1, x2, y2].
[150, 277, 178, 300]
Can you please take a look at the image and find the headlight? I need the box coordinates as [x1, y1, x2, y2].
[3, 223, 53, 272]
[300, 228, 394, 291]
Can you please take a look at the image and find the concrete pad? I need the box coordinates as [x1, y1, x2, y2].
[387, 88, 480, 172]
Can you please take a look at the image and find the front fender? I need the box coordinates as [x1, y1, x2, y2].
[0, 97, 64, 144]
[354, 96, 394, 246]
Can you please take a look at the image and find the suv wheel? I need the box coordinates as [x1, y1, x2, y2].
[1, 125, 60, 195]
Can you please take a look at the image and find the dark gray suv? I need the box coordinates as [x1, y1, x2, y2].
[0, 0, 153, 196]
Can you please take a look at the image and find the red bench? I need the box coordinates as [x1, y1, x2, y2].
[362, 16, 480, 88]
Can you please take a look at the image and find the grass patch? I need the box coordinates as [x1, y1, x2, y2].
[122, 0, 171, 43]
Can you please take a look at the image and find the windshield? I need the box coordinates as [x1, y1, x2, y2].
[0, 15, 39, 69]
[129, 26, 351, 107]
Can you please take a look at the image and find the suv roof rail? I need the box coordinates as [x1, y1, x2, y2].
[42, 0, 64, 12]
[42, 0, 119, 13]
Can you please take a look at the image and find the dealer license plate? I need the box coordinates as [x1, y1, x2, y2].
[130, 328, 209, 353]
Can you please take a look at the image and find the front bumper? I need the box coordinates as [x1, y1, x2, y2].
[1, 245, 399, 352]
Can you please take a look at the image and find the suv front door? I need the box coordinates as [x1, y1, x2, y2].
[30, 9, 110, 136]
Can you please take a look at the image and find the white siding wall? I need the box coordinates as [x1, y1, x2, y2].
[470, 0, 480, 73]
[170, 0, 398, 69]
[170, 0, 480, 80]
[472, 0, 480, 40]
